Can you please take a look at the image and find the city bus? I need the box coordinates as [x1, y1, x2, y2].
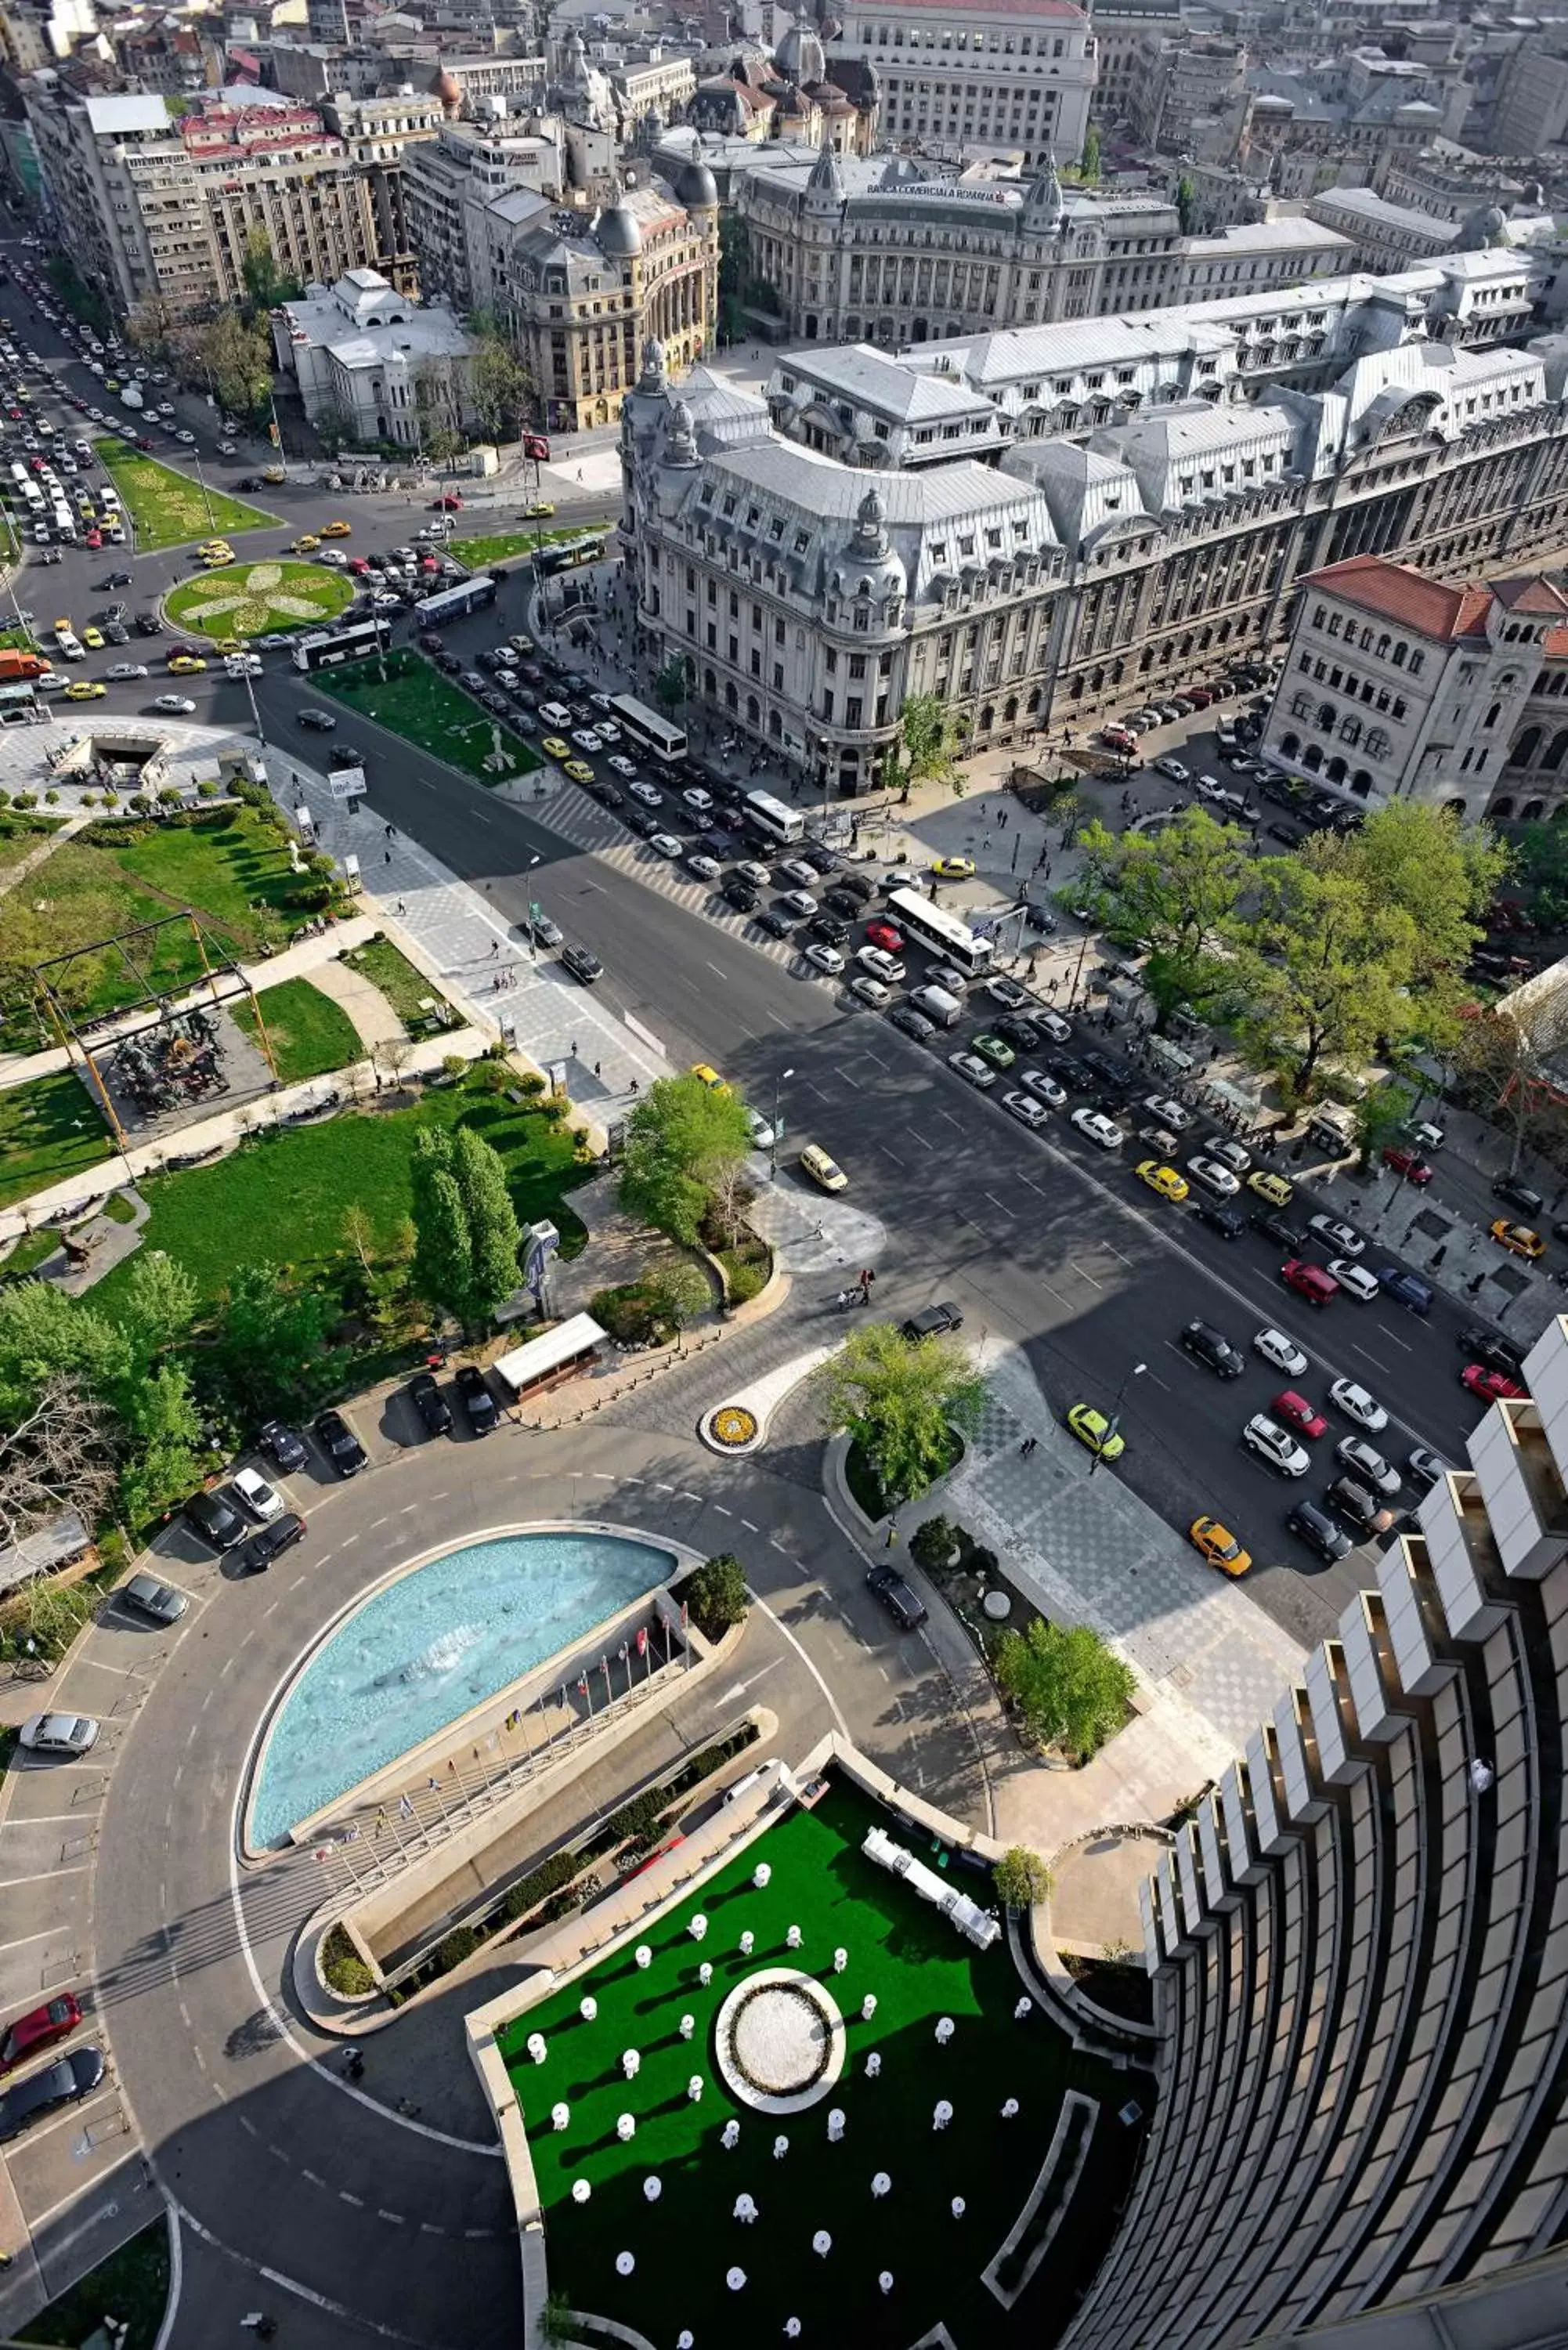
[607, 692, 686, 765]
[413, 573, 497, 627]
[535, 534, 607, 577]
[291, 616, 390, 673]
[743, 789, 806, 846]
[885, 885, 995, 978]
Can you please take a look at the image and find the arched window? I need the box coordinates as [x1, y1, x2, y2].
[1523, 797, 1545, 819]
[768, 710, 782, 738]
[703, 667, 717, 698]
[1291, 690, 1314, 719]
[1327, 755, 1348, 783]
[724, 682, 738, 710]
[1303, 743, 1324, 771]
[1004, 695, 1019, 722]
[1544, 729, 1568, 771]
[1392, 643, 1407, 667]
[1511, 725, 1542, 768]
[1376, 634, 1390, 658]
[746, 694, 760, 728]
[1364, 728, 1390, 761]
[979, 704, 995, 733]
[1351, 770, 1373, 797]
[1281, 732, 1301, 757]
[1484, 702, 1501, 730]
[1408, 652, 1425, 676]
[1316, 702, 1336, 732]
[1339, 715, 1361, 746]
[1490, 797, 1516, 819]
[1444, 794, 1466, 815]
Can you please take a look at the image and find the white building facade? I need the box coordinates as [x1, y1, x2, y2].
[272, 269, 479, 449]
[822, 0, 1097, 168]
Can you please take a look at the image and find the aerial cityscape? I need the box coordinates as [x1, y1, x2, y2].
[0, 0, 1564, 2341]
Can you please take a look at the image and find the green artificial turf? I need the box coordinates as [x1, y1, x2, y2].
[320, 649, 541, 781]
[96, 439, 276, 553]
[88, 1072, 587, 1324]
[447, 526, 595, 569]
[113, 808, 308, 931]
[231, 976, 363, 1084]
[501, 1778, 1141, 2348]
[26, 2215, 171, 2349]
[0, 1068, 115, 1208]
[165, 559, 354, 641]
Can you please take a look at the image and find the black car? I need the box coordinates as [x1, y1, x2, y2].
[587, 779, 624, 809]
[315, 1408, 367, 1477]
[245, 1511, 307, 1573]
[798, 840, 838, 875]
[408, 1371, 452, 1437]
[1327, 1473, 1386, 1530]
[823, 884, 869, 919]
[901, 1300, 964, 1341]
[560, 943, 602, 985]
[184, 1488, 246, 1550]
[134, 610, 163, 634]
[887, 1004, 936, 1042]
[809, 912, 851, 945]
[257, 1419, 308, 1472]
[993, 1015, 1042, 1054]
[103, 621, 128, 644]
[297, 708, 336, 732]
[1492, 1174, 1545, 1217]
[865, 1563, 927, 1631]
[1288, 1501, 1352, 1563]
[0, 2045, 105, 2142]
[101, 569, 132, 588]
[1080, 1050, 1132, 1097]
[1195, 1202, 1247, 1241]
[723, 880, 760, 913]
[832, 871, 876, 906]
[455, 1364, 498, 1436]
[1456, 1325, 1526, 1377]
[435, 652, 463, 674]
[626, 809, 661, 838]
[235, 475, 258, 491]
[1048, 1054, 1095, 1092]
[481, 692, 510, 717]
[1024, 903, 1058, 935]
[754, 908, 800, 938]
[1251, 1209, 1310, 1252]
[1179, 1319, 1245, 1378]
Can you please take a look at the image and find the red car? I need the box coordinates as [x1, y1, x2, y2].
[1281, 1259, 1339, 1307]
[1382, 1145, 1433, 1185]
[865, 920, 905, 954]
[1461, 1364, 1526, 1402]
[85, 528, 100, 548]
[1183, 685, 1214, 709]
[432, 493, 464, 510]
[1272, 1389, 1328, 1439]
[0, 1993, 81, 2074]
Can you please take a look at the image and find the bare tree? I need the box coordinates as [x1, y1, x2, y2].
[0, 1380, 117, 1552]
[703, 1154, 753, 1246]
[375, 1036, 417, 1095]
[1457, 984, 1568, 1177]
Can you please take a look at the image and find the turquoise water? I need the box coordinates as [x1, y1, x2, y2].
[249, 1529, 670, 1844]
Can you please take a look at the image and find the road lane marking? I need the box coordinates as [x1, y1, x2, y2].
[908, 1129, 934, 1151]
[0, 1865, 89, 1889]
[1353, 1345, 1393, 1372]
[984, 1192, 1013, 1218]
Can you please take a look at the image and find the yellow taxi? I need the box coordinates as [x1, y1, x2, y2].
[1247, 1169, 1293, 1206]
[1190, 1515, 1252, 1578]
[198, 538, 233, 559]
[168, 653, 207, 674]
[262, 466, 286, 485]
[1490, 1218, 1545, 1260]
[200, 548, 233, 569]
[1068, 1403, 1124, 1462]
[1136, 1159, 1189, 1202]
[541, 736, 572, 762]
[525, 499, 556, 519]
[320, 520, 352, 539]
[930, 855, 975, 880]
[214, 638, 246, 656]
[80, 625, 103, 649]
[562, 759, 595, 786]
[799, 1143, 847, 1194]
[691, 1064, 729, 1093]
[63, 678, 106, 700]
[291, 533, 320, 554]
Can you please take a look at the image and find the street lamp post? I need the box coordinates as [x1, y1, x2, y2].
[1090, 1360, 1146, 1477]
[191, 450, 217, 533]
[769, 1066, 795, 1179]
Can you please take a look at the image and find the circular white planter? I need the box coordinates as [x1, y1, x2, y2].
[714, 1968, 845, 2114]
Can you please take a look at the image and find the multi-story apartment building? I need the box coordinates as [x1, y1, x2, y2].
[403, 118, 566, 313]
[609, 48, 698, 128]
[1143, 32, 1247, 152]
[1086, 0, 1179, 132]
[823, 0, 1097, 168]
[620, 250, 1568, 795]
[1063, 1311, 1568, 2350]
[23, 80, 411, 318]
[1306, 183, 1556, 274]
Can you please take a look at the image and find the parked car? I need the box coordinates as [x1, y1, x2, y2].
[0, 2044, 105, 2141]
[407, 1370, 452, 1437]
[257, 1420, 308, 1472]
[865, 1562, 927, 1630]
[245, 1512, 307, 1572]
[0, 1994, 82, 2075]
[117, 1572, 188, 1625]
[455, 1364, 498, 1436]
[18, 1712, 99, 1757]
[231, 1465, 284, 1520]
[184, 1488, 246, 1549]
[314, 1409, 367, 1477]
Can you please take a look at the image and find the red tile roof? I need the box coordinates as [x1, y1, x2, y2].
[1308, 555, 1494, 642]
[1493, 574, 1568, 616]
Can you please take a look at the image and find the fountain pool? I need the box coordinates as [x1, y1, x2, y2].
[248, 1528, 672, 1846]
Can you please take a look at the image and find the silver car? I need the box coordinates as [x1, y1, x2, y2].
[19, 1712, 99, 1757]
[118, 1572, 189, 1624]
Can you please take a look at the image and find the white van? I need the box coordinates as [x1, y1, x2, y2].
[99, 486, 121, 515]
[539, 700, 572, 728]
[908, 984, 964, 1029]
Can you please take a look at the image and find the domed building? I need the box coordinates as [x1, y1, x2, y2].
[688, 13, 877, 155]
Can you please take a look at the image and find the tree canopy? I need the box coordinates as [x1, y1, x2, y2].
[816, 1320, 985, 1506]
[1076, 806, 1248, 1022]
[993, 1618, 1135, 1759]
[410, 1126, 522, 1324]
[618, 1073, 753, 1246]
[888, 693, 963, 798]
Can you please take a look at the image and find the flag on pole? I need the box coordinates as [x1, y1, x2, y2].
[601, 1654, 612, 1700]
[576, 1673, 590, 1697]
[635, 1625, 648, 1657]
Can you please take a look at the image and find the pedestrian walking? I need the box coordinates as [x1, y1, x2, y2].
[570, 1039, 578, 1059]
[395, 898, 406, 915]
[385, 848, 392, 864]
[594, 1059, 602, 1076]
[492, 940, 500, 956]
[1020, 1435, 1038, 1459]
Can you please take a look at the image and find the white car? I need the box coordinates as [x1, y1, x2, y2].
[1072, 1107, 1125, 1150]
[1036, 1009, 1073, 1044]
[682, 786, 714, 814]
[984, 976, 1029, 1012]
[175, 428, 196, 445]
[226, 655, 262, 676]
[1254, 1327, 1308, 1377]
[686, 854, 721, 884]
[105, 662, 147, 680]
[1194, 772, 1227, 801]
[571, 729, 603, 754]
[216, 439, 237, 455]
[1154, 756, 1188, 783]
[1243, 1415, 1310, 1477]
[1003, 1091, 1049, 1131]
[1335, 1436, 1400, 1494]
[1210, 1139, 1252, 1175]
[858, 945, 905, 982]
[746, 1108, 776, 1150]
[20, 1712, 99, 1757]
[1308, 1213, 1364, 1258]
[627, 781, 663, 808]
[803, 942, 845, 975]
[775, 858, 818, 889]
[948, 1050, 996, 1090]
[735, 861, 771, 890]
[231, 1465, 284, 1520]
[1143, 1094, 1193, 1131]
[851, 975, 891, 1007]
[1328, 1260, 1380, 1301]
[1329, 1378, 1388, 1432]
[1020, 1067, 1068, 1108]
[1187, 1155, 1240, 1198]
[608, 756, 639, 780]
[150, 694, 195, 714]
[648, 832, 683, 859]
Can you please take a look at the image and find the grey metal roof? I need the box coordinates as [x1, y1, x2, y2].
[777, 345, 996, 422]
[703, 438, 1052, 527]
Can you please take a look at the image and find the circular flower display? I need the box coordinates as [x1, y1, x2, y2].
[709, 1405, 758, 1448]
[714, 1969, 845, 2113]
[165, 561, 354, 641]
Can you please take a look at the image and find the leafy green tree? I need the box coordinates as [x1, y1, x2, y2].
[618, 1074, 753, 1246]
[469, 336, 533, 442]
[654, 656, 690, 714]
[993, 1845, 1053, 1907]
[172, 309, 273, 419]
[685, 1553, 749, 1636]
[411, 1141, 474, 1320]
[410, 1129, 521, 1323]
[239, 227, 301, 320]
[1344, 802, 1506, 986]
[118, 1252, 198, 1370]
[1353, 1077, 1418, 1170]
[119, 1361, 205, 1525]
[1227, 854, 1418, 1103]
[994, 1618, 1135, 1759]
[1077, 807, 1248, 1025]
[1511, 820, 1568, 929]
[1079, 123, 1102, 183]
[817, 1320, 985, 1506]
[214, 1260, 337, 1412]
[909, 1513, 959, 1573]
[643, 1260, 710, 1331]
[1454, 998, 1568, 1177]
[887, 692, 963, 800]
[450, 1128, 522, 1314]
[0, 1282, 129, 1426]
[1175, 173, 1198, 234]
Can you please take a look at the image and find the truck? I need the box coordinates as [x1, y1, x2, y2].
[0, 648, 49, 682]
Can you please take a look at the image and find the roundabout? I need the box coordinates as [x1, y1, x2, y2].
[163, 559, 354, 641]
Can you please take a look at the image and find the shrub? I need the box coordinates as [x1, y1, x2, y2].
[197, 779, 219, 799]
[517, 1072, 547, 1097]
[432, 1925, 481, 1972]
[129, 793, 152, 815]
[321, 1922, 375, 1997]
[591, 1282, 660, 1344]
[499, 1846, 581, 1925]
[0, 787, 9, 807]
[80, 792, 96, 808]
[603, 1790, 665, 1846]
[43, 788, 59, 805]
[443, 1054, 468, 1081]
[910, 1514, 959, 1574]
[158, 787, 184, 808]
[13, 791, 35, 810]
[100, 790, 118, 809]
[726, 1258, 766, 1305]
[994, 1844, 1053, 1909]
[682, 1552, 748, 1640]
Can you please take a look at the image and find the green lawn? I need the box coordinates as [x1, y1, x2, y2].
[0, 1068, 115, 1208]
[232, 976, 363, 1083]
[0, 808, 311, 1049]
[321, 649, 541, 782]
[165, 559, 354, 642]
[27, 2216, 170, 2350]
[0, 807, 60, 882]
[502, 1777, 1142, 2349]
[449, 525, 598, 569]
[340, 935, 454, 1031]
[96, 438, 277, 553]
[89, 1070, 587, 1324]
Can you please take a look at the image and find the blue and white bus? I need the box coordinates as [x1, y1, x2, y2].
[291, 615, 389, 673]
[413, 573, 497, 627]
